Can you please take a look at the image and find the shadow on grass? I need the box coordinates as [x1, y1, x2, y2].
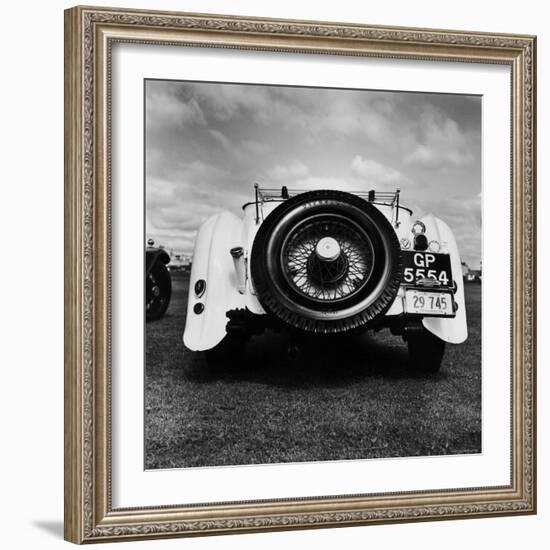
[183, 330, 448, 388]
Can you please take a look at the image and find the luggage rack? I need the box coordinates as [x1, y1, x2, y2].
[252, 185, 411, 226]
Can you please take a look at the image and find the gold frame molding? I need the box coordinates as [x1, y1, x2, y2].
[64, 5, 536, 544]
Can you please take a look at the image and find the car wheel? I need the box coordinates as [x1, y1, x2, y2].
[407, 326, 446, 373]
[146, 262, 171, 321]
[251, 190, 402, 334]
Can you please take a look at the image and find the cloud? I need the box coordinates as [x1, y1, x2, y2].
[406, 144, 473, 168]
[293, 176, 355, 192]
[194, 84, 273, 121]
[404, 109, 475, 169]
[318, 101, 377, 139]
[208, 129, 232, 150]
[265, 160, 310, 181]
[351, 155, 408, 186]
[145, 80, 481, 266]
[146, 84, 206, 130]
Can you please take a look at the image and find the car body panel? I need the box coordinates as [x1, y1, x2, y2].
[419, 214, 468, 344]
[183, 211, 246, 351]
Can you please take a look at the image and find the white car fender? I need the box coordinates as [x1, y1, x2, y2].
[420, 214, 468, 344]
[183, 211, 246, 351]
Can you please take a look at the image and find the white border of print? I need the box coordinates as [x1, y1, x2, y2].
[111, 43, 510, 508]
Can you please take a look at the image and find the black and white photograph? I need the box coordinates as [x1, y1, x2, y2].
[144, 79, 482, 470]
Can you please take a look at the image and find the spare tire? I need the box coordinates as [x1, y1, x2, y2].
[250, 190, 402, 334]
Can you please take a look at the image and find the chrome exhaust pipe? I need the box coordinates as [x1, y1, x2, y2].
[230, 246, 246, 294]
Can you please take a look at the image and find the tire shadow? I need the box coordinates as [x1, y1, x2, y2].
[183, 329, 445, 388]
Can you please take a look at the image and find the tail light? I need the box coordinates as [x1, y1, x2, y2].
[413, 234, 428, 251]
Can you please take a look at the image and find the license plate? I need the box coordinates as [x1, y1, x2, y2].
[402, 251, 452, 287]
[405, 290, 454, 316]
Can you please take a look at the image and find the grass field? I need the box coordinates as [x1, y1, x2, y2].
[145, 273, 481, 469]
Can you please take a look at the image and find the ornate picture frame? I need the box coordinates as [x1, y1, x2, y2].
[64, 5, 536, 544]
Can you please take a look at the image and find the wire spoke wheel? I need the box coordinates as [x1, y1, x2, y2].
[283, 216, 374, 302]
[251, 190, 402, 334]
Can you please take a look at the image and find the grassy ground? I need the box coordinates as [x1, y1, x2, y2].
[145, 272, 481, 469]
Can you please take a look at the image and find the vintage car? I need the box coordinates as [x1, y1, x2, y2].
[145, 239, 172, 322]
[183, 186, 467, 372]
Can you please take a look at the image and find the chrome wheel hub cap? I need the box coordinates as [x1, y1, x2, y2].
[315, 236, 341, 262]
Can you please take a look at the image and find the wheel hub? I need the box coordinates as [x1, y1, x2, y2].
[308, 248, 349, 285]
[315, 236, 341, 261]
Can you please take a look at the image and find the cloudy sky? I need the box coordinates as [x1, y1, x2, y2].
[146, 80, 481, 268]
